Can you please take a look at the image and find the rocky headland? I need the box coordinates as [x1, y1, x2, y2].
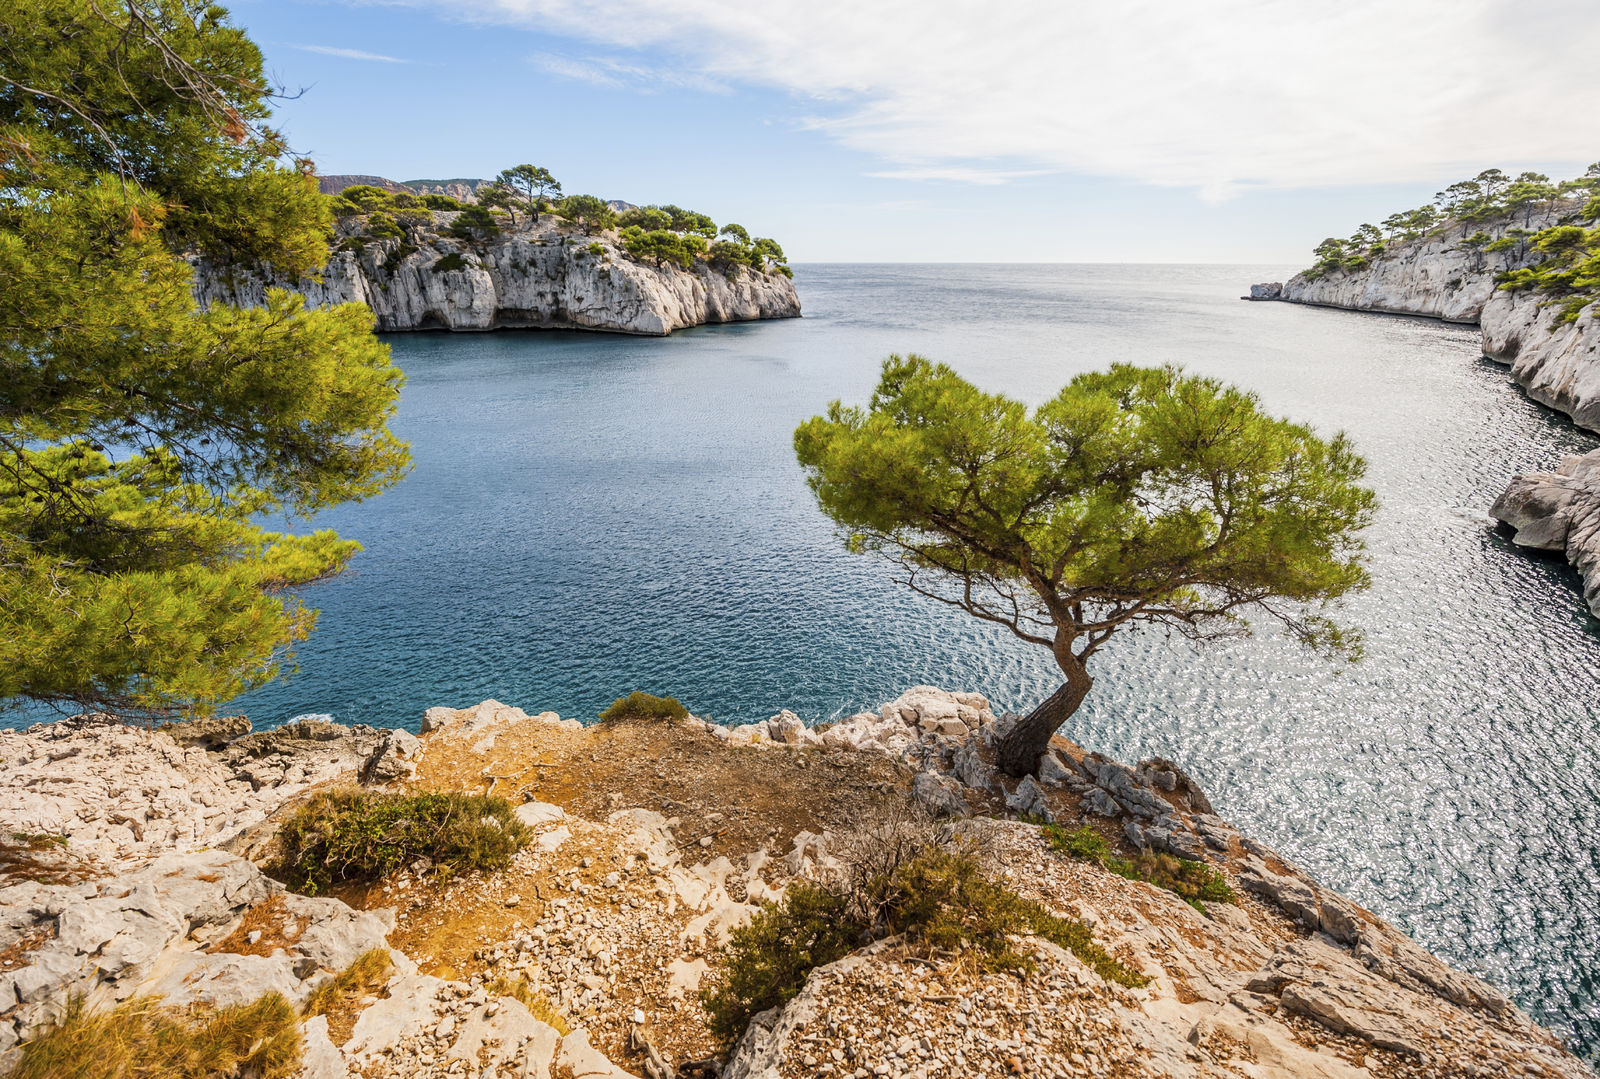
[192, 213, 801, 337]
[1249, 203, 1600, 616]
[0, 690, 1589, 1079]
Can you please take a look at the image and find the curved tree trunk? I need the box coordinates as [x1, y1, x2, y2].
[995, 665, 1093, 778]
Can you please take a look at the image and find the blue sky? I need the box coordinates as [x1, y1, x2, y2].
[230, 0, 1599, 263]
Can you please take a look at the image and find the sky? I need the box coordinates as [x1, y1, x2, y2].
[229, 0, 1600, 263]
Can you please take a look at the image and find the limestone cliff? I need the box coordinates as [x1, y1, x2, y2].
[192, 212, 801, 336]
[1275, 205, 1600, 431]
[0, 691, 1592, 1078]
[1262, 205, 1600, 618]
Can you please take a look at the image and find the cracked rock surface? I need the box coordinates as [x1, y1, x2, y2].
[0, 690, 1592, 1078]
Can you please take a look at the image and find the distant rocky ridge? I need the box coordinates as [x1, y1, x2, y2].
[192, 211, 800, 336]
[315, 174, 636, 213]
[1249, 205, 1600, 617]
[0, 690, 1591, 1078]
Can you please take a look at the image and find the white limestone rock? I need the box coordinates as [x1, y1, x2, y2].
[1490, 449, 1600, 615]
[193, 215, 800, 337]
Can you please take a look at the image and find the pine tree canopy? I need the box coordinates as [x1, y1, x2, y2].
[0, 0, 411, 715]
[795, 356, 1376, 776]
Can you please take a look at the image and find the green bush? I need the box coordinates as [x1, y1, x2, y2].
[272, 789, 529, 895]
[586, 242, 605, 257]
[422, 194, 464, 211]
[700, 845, 1144, 1048]
[598, 691, 689, 723]
[1044, 824, 1235, 912]
[447, 205, 500, 241]
[879, 846, 1143, 984]
[363, 212, 403, 240]
[432, 252, 469, 273]
[700, 883, 857, 1046]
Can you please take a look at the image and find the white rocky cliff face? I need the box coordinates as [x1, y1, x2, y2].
[1261, 206, 1600, 618]
[1274, 205, 1600, 432]
[192, 213, 801, 336]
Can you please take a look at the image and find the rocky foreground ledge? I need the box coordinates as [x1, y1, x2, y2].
[0, 691, 1589, 1079]
[192, 213, 801, 336]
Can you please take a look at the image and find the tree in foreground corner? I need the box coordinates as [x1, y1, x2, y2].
[795, 357, 1375, 777]
[0, 0, 410, 715]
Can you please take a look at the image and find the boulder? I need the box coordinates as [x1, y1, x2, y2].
[1490, 449, 1600, 616]
[766, 710, 808, 746]
[1004, 776, 1051, 822]
[912, 773, 970, 819]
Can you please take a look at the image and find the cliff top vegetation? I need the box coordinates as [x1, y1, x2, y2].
[326, 165, 792, 279]
[1303, 162, 1600, 322]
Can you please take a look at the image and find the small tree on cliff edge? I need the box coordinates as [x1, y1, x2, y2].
[496, 165, 561, 223]
[794, 357, 1376, 778]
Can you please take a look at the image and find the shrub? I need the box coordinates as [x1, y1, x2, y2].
[272, 789, 529, 895]
[598, 691, 689, 723]
[363, 211, 404, 240]
[879, 846, 1144, 985]
[700, 883, 858, 1046]
[1044, 824, 1235, 912]
[339, 184, 395, 212]
[448, 205, 500, 241]
[701, 840, 1144, 1047]
[586, 242, 605, 258]
[422, 194, 463, 211]
[432, 252, 469, 273]
[14, 992, 301, 1079]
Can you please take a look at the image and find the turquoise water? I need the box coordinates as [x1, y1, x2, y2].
[235, 264, 1596, 1051]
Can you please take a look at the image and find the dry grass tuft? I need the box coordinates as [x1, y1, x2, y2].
[301, 948, 393, 1045]
[208, 895, 306, 957]
[485, 974, 573, 1035]
[0, 832, 96, 886]
[13, 991, 301, 1079]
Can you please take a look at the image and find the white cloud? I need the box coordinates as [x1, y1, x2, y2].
[531, 52, 726, 93]
[405, 0, 1600, 192]
[866, 167, 1052, 185]
[294, 44, 410, 63]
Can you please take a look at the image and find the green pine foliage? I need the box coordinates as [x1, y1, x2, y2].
[272, 789, 530, 895]
[447, 204, 500, 241]
[795, 357, 1375, 774]
[0, 0, 411, 716]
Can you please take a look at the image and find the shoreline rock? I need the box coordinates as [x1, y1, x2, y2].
[1489, 450, 1600, 615]
[192, 213, 801, 337]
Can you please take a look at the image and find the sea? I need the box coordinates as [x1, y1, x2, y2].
[171, 263, 1600, 1052]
